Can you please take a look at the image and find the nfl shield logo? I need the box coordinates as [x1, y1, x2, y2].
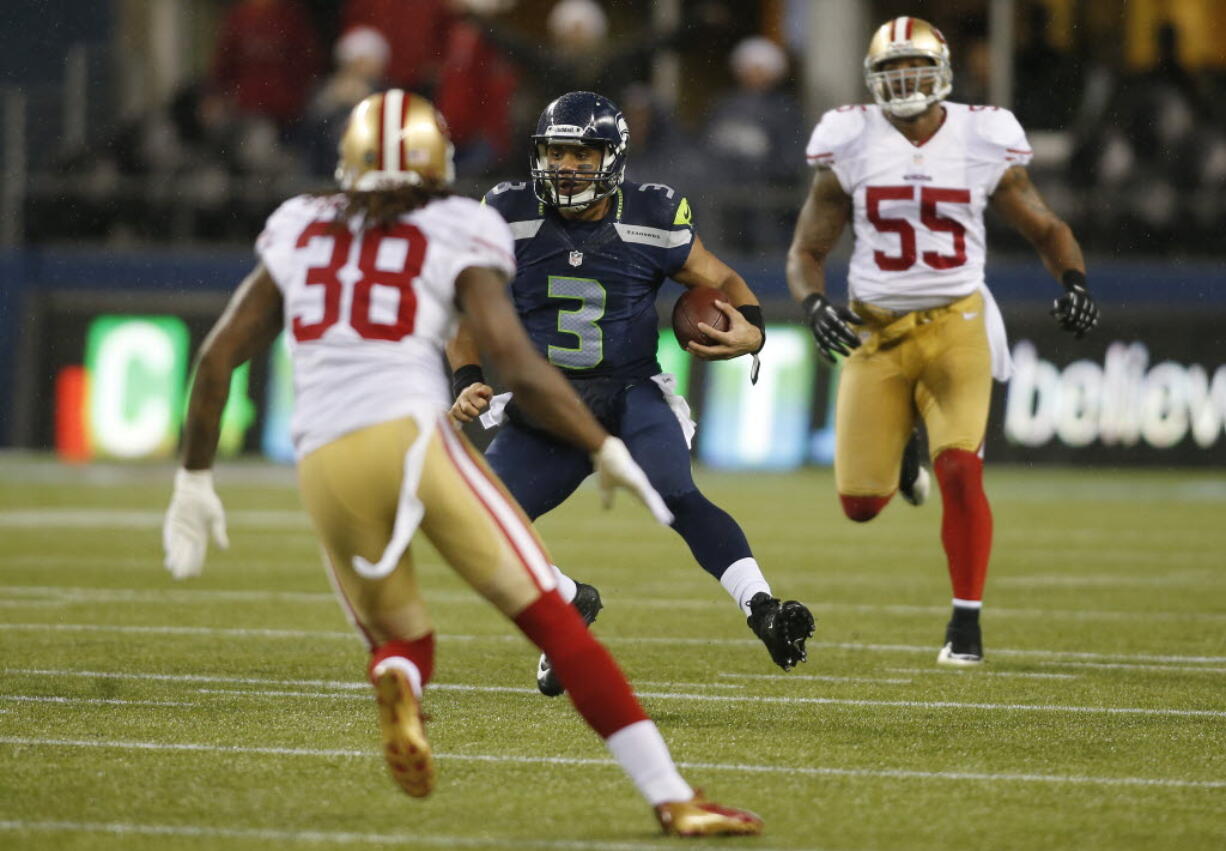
[568, 250, 583, 267]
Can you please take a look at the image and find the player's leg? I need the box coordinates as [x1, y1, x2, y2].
[484, 421, 603, 694]
[421, 417, 761, 836]
[620, 381, 814, 670]
[833, 337, 917, 522]
[297, 417, 438, 797]
[915, 292, 994, 665]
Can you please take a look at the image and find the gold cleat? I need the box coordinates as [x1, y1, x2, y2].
[654, 793, 764, 837]
[374, 666, 434, 798]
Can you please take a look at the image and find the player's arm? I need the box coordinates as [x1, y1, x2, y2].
[182, 263, 284, 469]
[990, 165, 1099, 337]
[672, 234, 763, 360]
[164, 263, 283, 579]
[444, 319, 493, 424]
[785, 167, 861, 362]
[455, 265, 673, 524]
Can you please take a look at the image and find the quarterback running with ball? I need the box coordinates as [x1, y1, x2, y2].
[162, 90, 762, 837]
[786, 17, 1099, 665]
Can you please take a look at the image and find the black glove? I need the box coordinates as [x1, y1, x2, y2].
[1052, 271, 1099, 339]
[801, 293, 862, 364]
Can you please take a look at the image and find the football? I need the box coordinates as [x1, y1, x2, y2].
[671, 286, 730, 350]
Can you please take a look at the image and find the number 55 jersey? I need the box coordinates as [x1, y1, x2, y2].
[256, 193, 516, 458]
[806, 102, 1032, 315]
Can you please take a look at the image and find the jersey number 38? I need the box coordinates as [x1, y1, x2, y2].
[291, 221, 425, 343]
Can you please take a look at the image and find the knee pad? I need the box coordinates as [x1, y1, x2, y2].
[840, 494, 891, 523]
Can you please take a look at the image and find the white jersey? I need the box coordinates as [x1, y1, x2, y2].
[806, 102, 1032, 312]
[257, 193, 516, 458]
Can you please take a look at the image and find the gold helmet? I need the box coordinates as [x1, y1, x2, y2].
[864, 17, 952, 118]
[335, 89, 455, 191]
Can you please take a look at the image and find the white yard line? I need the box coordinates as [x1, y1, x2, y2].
[0, 509, 309, 529]
[0, 820, 802, 851]
[3, 622, 1226, 667]
[0, 695, 191, 707]
[3, 584, 1224, 624]
[885, 668, 1078, 680]
[4, 668, 1223, 719]
[719, 673, 913, 685]
[0, 736, 1221, 791]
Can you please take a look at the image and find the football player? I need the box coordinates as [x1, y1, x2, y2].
[162, 90, 762, 837]
[448, 91, 815, 694]
[787, 17, 1099, 666]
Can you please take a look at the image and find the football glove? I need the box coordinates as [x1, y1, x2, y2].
[162, 468, 229, 580]
[591, 437, 674, 526]
[1052, 271, 1099, 339]
[801, 293, 862, 364]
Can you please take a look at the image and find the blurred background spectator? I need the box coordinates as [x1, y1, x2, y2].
[6, 0, 1226, 257]
[700, 36, 804, 253]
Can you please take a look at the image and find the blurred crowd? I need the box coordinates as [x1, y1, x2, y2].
[25, 0, 1226, 256]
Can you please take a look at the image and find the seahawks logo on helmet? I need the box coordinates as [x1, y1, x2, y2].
[530, 91, 629, 209]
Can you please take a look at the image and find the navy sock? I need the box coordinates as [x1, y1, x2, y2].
[664, 490, 753, 580]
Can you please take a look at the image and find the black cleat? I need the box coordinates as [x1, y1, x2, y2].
[746, 592, 815, 671]
[899, 429, 930, 506]
[537, 581, 603, 696]
[937, 619, 984, 666]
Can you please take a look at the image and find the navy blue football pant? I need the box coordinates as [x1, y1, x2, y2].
[485, 380, 752, 580]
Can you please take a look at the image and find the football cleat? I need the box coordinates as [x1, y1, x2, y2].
[655, 793, 764, 837]
[374, 665, 434, 797]
[536, 581, 603, 697]
[746, 592, 815, 671]
[937, 619, 984, 667]
[899, 429, 930, 507]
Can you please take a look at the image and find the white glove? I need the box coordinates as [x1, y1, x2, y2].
[162, 468, 229, 580]
[590, 437, 674, 526]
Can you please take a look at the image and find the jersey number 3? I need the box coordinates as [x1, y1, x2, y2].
[866, 186, 970, 271]
[291, 221, 424, 342]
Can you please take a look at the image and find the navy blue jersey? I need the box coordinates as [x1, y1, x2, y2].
[483, 179, 695, 379]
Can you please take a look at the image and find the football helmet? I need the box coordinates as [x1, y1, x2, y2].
[336, 89, 455, 191]
[864, 17, 952, 119]
[530, 91, 629, 209]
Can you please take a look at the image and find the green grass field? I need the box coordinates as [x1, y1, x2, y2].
[1, 455, 1224, 850]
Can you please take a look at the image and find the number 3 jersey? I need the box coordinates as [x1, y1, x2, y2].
[806, 102, 1032, 312]
[257, 193, 516, 457]
[481, 180, 694, 380]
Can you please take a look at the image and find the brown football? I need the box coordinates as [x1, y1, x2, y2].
[671, 287, 730, 350]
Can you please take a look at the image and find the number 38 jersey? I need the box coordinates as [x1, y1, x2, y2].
[257, 193, 516, 458]
[806, 102, 1032, 312]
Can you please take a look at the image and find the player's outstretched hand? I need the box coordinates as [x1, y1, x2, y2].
[591, 437, 674, 526]
[163, 469, 229, 580]
[801, 293, 862, 364]
[687, 300, 762, 361]
[449, 382, 493, 424]
[1051, 277, 1099, 339]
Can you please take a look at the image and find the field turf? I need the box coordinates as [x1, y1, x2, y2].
[1, 455, 1223, 850]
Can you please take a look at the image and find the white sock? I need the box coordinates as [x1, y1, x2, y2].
[371, 656, 423, 698]
[551, 565, 578, 603]
[605, 719, 693, 806]
[952, 598, 982, 610]
[720, 557, 771, 615]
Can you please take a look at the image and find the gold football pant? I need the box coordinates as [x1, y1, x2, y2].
[297, 415, 554, 647]
[835, 290, 992, 497]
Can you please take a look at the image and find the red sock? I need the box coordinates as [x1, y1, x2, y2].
[368, 633, 436, 686]
[514, 592, 648, 739]
[840, 494, 891, 523]
[933, 449, 992, 602]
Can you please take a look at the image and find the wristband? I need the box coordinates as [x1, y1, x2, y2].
[1060, 270, 1088, 291]
[736, 304, 765, 353]
[451, 364, 486, 400]
[801, 293, 823, 316]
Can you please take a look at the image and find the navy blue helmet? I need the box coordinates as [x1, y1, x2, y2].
[530, 91, 629, 209]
